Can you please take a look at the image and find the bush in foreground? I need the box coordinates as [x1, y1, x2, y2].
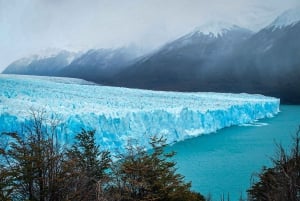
[248, 126, 300, 201]
[107, 136, 205, 201]
[0, 111, 204, 201]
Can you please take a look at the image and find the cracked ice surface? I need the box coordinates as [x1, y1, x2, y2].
[0, 74, 280, 152]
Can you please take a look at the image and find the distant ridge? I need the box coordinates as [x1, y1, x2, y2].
[2, 8, 300, 103]
[268, 7, 300, 29]
[191, 21, 246, 37]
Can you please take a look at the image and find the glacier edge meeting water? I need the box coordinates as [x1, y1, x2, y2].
[0, 74, 280, 153]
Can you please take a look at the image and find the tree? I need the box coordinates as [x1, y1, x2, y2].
[0, 110, 66, 201]
[64, 129, 111, 201]
[248, 126, 300, 201]
[0, 163, 14, 201]
[0, 111, 205, 201]
[108, 136, 205, 201]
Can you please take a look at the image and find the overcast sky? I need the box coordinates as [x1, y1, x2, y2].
[0, 0, 299, 72]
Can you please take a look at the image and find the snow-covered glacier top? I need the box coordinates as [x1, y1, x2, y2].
[268, 7, 300, 29]
[0, 74, 280, 153]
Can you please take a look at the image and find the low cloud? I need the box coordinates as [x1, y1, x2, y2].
[0, 0, 299, 71]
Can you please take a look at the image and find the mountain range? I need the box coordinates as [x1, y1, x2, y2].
[2, 8, 300, 103]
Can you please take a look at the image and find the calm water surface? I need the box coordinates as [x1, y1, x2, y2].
[169, 105, 300, 201]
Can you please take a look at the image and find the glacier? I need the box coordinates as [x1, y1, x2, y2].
[0, 74, 280, 153]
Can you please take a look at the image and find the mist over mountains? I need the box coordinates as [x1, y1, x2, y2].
[112, 23, 253, 90]
[2, 8, 300, 103]
[59, 46, 143, 84]
[3, 50, 79, 76]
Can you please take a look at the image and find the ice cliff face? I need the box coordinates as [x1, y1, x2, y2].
[0, 74, 280, 153]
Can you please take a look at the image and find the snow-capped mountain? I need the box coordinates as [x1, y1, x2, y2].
[268, 7, 300, 29]
[163, 22, 251, 51]
[112, 22, 252, 90]
[189, 21, 246, 37]
[59, 46, 142, 83]
[3, 50, 80, 76]
[2, 46, 142, 83]
[111, 9, 300, 103]
[205, 7, 300, 103]
[2, 8, 300, 103]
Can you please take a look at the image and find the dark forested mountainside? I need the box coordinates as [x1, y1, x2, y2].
[112, 21, 300, 104]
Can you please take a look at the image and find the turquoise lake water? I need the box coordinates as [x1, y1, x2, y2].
[169, 105, 300, 201]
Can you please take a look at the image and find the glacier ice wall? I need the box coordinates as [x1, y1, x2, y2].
[0, 74, 280, 152]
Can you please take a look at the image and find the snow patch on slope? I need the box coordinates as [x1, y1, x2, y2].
[268, 7, 300, 29]
[192, 21, 240, 37]
[6, 49, 79, 72]
[0, 74, 280, 153]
